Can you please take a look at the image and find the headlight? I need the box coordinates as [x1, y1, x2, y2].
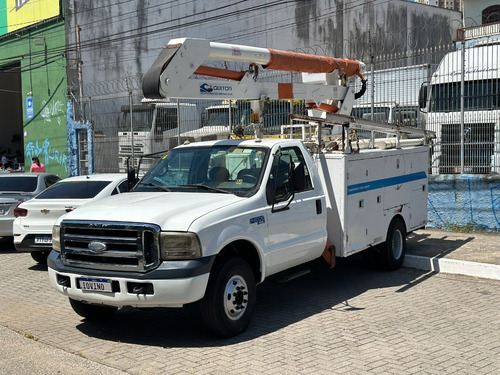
[160, 232, 202, 260]
[52, 225, 61, 252]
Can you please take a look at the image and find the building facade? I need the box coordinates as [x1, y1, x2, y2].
[0, 0, 68, 177]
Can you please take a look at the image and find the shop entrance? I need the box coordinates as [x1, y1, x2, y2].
[0, 62, 24, 170]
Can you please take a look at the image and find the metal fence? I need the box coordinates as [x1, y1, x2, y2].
[77, 31, 500, 175]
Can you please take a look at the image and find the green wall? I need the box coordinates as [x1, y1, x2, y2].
[0, 21, 68, 178]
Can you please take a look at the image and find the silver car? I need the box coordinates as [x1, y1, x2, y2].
[0, 173, 61, 237]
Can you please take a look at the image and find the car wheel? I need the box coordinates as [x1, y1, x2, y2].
[200, 257, 256, 338]
[69, 298, 118, 320]
[30, 251, 50, 264]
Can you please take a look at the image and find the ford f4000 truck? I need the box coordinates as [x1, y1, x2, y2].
[48, 38, 433, 337]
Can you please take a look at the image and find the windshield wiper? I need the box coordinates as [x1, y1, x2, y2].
[179, 184, 232, 194]
[137, 182, 172, 192]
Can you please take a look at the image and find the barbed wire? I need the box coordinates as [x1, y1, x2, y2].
[70, 25, 462, 100]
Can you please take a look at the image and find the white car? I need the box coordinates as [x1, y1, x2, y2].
[13, 174, 129, 263]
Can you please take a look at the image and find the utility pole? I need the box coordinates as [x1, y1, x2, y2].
[75, 23, 83, 121]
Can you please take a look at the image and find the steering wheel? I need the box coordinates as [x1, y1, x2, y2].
[238, 174, 257, 184]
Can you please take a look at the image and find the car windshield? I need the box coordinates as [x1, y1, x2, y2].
[36, 181, 112, 199]
[135, 144, 269, 196]
[0, 176, 38, 192]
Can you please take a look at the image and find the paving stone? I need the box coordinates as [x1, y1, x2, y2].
[0, 248, 499, 374]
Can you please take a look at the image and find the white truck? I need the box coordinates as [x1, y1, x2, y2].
[352, 102, 422, 129]
[48, 38, 433, 337]
[118, 101, 201, 172]
[419, 42, 500, 174]
[353, 64, 431, 128]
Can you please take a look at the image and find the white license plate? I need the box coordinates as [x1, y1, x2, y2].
[34, 235, 52, 244]
[78, 277, 113, 293]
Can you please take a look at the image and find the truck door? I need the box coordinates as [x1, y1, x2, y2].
[265, 146, 326, 275]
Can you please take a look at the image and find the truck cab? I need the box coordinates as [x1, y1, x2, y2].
[48, 139, 327, 337]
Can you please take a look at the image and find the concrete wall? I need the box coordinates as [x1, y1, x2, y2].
[428, 175, 500, 232]
[65, 0, 461, 101]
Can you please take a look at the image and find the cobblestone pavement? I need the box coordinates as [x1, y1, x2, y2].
[1, 244, 499, 374]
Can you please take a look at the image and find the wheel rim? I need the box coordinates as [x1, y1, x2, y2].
[224, 274, 249, 321]
[391, 229, 403, 260]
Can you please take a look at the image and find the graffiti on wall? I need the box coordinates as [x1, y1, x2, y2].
[25, 139, 67, 172]
[491, 184, 500, 226]
[40, 100, 65, 125]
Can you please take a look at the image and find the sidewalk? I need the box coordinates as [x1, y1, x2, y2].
[405, 228, 500, 280]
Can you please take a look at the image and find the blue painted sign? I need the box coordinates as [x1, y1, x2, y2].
[26, 96, 33, 120]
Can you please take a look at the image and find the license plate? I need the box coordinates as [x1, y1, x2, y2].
[34, 235, 52, 244]
[78, 277, 113, 293]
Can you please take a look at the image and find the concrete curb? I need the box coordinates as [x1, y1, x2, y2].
[403, 255, 500, 281]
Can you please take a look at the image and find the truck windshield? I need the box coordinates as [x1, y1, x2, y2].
[352, 106, 390, 122]
[120, 110, 154, 132]
[202, 108, 240, 127]
[429, 79, 500, 112]
[135, 144, 269, 196]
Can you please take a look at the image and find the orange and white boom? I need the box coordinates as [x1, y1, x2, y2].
[142, 38, 366, 114]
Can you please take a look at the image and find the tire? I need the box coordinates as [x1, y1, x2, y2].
[379, 217, 406, 271]
[69, 298, 117, 320]
[200, 257, 256, 338]
[30, 251, 49, 264]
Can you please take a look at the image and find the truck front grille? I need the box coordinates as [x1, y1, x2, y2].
[60, 220, 160, 272]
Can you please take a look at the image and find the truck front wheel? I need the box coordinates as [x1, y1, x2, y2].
[30, 251, 49, 264]
[201, 257, 256, 338]
[69, 298, 117, 320]
[380, 217, 406, 271]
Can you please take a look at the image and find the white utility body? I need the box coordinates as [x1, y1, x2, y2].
[48, 38, 433, 338]
[316, 146, 428, 257]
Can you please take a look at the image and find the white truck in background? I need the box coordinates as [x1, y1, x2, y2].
[118, 101, 201, 172]
[419, 42, 500, 174]
[352, 102, 422, 129]
[353, 64, 431, 131]
[48, 38, 433, 338]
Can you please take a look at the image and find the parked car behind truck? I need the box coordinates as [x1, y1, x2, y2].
[13, 174, 129, 264]
[0, 173, 60, 238]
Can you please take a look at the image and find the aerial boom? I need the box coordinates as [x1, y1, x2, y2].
[142, 37, 366, 115]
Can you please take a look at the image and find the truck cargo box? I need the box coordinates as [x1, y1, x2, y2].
[315, 146, 429, 257]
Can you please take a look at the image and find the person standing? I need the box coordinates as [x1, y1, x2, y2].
[1, 151, 12, 169]
[30, 156, 45, 172]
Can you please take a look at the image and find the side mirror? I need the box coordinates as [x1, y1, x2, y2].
[267, 153, 295, 212]
[127, 167, 137, 190]
[292, 162, 305, 191]
[418, 82, 428, 110]
[266, 180, 276, 205]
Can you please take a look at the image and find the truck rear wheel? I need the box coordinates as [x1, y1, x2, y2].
[380, 217, 406, 271]
[69, 298, 117, 320]
[200, 257, 256, 338]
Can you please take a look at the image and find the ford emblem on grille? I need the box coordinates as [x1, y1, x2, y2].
[88, 241, 107, 253]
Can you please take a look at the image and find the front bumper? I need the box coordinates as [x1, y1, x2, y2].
[47, 251, 215, 308]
